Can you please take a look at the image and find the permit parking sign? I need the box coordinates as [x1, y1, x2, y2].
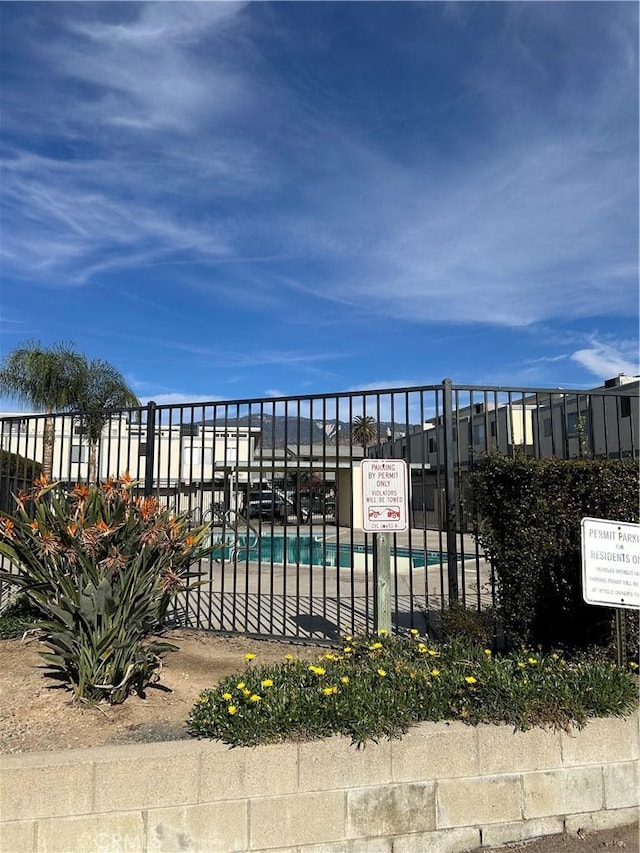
[361, 459, 408, 532]
[581, 517, 640, 610]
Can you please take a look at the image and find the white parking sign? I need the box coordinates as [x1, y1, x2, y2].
[361, 459, 408, 532]
[581, 517, 640, 610]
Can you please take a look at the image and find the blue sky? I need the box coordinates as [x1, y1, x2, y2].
[1, 1, 638, 409]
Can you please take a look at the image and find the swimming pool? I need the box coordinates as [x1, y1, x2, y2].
[211, 532, 446, 570]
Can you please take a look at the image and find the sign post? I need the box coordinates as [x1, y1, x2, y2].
[361, 460, 409, 633]
[581, 517, 640, 667]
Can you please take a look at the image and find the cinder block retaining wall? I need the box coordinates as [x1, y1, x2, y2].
[1, 714, 638, 853]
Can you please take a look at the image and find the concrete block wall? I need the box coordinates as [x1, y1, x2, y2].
[0, 713, 637, 853]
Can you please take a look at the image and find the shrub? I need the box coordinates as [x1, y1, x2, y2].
[187, 632, 638, 747]
[470, 454, 639, 651]
[435, 600, 495, 647]
[0, 592, 43, 639]
[0, 474, 212, 703]
[0, 449, 42, 514]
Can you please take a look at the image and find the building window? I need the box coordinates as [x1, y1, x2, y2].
[621, 397, 631, 418]
[428, 437, 437, 454]
[543, 418, 552, 437]
[3, 419, 27, 437]
[566, 412, 578, 435]
[180, 424, 199, 437]
[490, 421, 496, 437]
[71, 445, 88, 464]
[424, 486, 436, 511]
[472, 423, 485, 445]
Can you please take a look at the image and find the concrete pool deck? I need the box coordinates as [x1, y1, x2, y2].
[172, 525, 492, 640]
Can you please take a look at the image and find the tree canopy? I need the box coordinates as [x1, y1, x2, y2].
[0, 341, 139, 480]
[351, 414, 377, 448]
[0, 341, 87, 414]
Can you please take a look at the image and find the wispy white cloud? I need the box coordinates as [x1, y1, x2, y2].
[570, 339, 639, 383]
[45, 3, 252, 134]
[2, 2, 635, 331]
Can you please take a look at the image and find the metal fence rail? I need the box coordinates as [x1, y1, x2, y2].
[1, 378, 637, 640]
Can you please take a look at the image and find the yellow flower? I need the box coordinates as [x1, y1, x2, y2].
[244, 653, 256, 662]
[465, 676, 477, 685]
[410, 628, 419, 636]
[249, 694, 261, 702]
[379, 628, 388, 635]
[228, 705, 238, 715]
[285, 653, 294, 661]
[629, 662, 639, 670]
[340, 676, 349, 684]
[323, 686, 338, 695]
[484, 649, 492, 656]
[377, 669, 387, 677]
[242, 689, 251, 697]
[309, 665, 326, 675]
[418, 644, 427, 654]
[551, 653, 559, 660]
[343, 646, 352, 654]
[346, 635, 353, 643]
[428, 649, 438, 656]
[431, 669, 440, 677]
[236, 681, 245, 690]
[528, 657, 538, 666]
[370, 642, 383, 650]
[409, 671, 416, 679]
[222, 692, 232, 701]
[517, 662, 526, 670]
[261, 679, 273, 688]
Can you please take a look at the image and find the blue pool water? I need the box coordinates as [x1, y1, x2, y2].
[212, 532, 444, 569]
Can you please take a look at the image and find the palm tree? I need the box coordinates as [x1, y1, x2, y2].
[74, 359, 139, 483]
[352, 415, 377, 451]
[0, 341, 87, 479]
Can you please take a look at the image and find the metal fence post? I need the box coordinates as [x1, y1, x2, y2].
[144, 401, 156, 497]
[442, 379, 459, 603]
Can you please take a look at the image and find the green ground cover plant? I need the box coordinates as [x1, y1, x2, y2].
[0, 474, 212, 703]
[187, 631, 638, 747]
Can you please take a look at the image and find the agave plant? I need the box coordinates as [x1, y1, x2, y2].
[0, 474, 213, 704]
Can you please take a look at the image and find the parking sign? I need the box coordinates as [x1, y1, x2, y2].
[360, 459, 408, 532]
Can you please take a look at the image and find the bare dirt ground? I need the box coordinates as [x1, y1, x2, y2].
[0, 629, 325, 753]
[470, 824, 638, 853]
[0, 631, 637, 853]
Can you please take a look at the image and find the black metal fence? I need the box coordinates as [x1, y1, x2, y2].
[1, 378, 637, 640]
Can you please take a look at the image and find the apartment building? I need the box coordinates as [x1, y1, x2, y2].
[371, 376, 639, 529]
[0, 411, 261, 516]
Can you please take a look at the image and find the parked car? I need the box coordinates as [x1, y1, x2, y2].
[300, 494, 336, 518]
[245, 491, 291, 521]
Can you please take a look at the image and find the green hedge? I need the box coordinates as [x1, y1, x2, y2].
[470, 455, 639, 651]
[0, 448, 41, 478]
[0, 449, 42, 517]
